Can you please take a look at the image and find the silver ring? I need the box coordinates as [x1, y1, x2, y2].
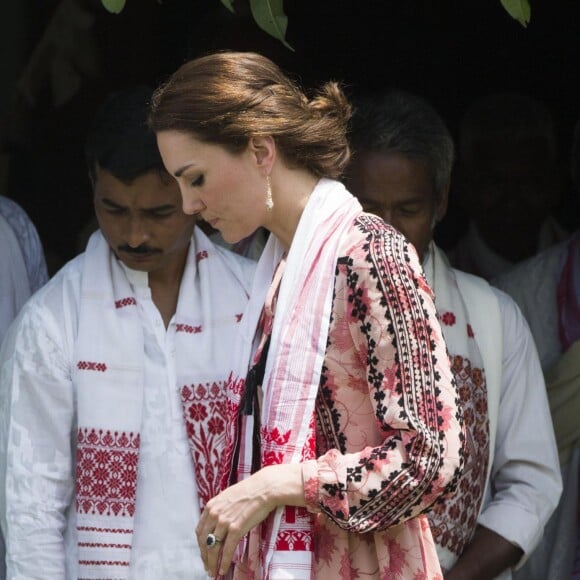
[206, 533, 223, 548]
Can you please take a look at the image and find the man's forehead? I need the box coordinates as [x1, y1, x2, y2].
[93, 169, 181, 208]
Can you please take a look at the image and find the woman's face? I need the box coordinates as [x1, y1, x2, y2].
[157, 130, 268, 244]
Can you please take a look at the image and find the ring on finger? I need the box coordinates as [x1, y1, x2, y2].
[206, 532, 224, 548]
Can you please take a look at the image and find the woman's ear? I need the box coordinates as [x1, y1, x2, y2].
[248, 136, 276, 173]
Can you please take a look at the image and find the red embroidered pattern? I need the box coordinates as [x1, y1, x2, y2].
[428, 354, 489, 556]
[235, 313, 243, 322]
[275, 529, 314, 551]
[77, 361, 107, 372]
[78, 560, 130, 566]
[262, 426, 291, 446]
[196, 250, 208, 262]
[439, 311, 457, 326]
[181, 381, 228, 508]
[114, 297, 137, 309]
[78, 542, 132, 549]
[175, 323, 203, 334]
[77, 526, 132, 534]
[76, 428, 140, 517]
[273, 507, 314, 551]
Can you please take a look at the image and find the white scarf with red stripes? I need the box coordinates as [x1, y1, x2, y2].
[225, 178, 362, 579]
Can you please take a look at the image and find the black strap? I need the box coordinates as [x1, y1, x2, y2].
[231, 335, 272, 481]
[240, 335, 271, 416]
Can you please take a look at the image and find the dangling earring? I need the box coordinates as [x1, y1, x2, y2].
[265, 175, 274, 211]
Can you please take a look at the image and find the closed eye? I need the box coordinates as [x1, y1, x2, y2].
[397, 207, 421, 217]
[148, 209, 175, 218]
[106, 207, 127, 215]
[191, 174, 205, 187]
[146, 204, 177, 218]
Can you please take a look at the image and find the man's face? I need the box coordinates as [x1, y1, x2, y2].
[347, 151, 446, 260]
[93, 165, 196, 274]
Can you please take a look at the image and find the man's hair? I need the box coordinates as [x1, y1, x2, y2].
[348, 89, 454, 197]
[459, 91, 557, 163]
[85, 86, 166, 184]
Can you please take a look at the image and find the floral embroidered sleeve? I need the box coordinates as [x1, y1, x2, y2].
[302, 215, 464, 533]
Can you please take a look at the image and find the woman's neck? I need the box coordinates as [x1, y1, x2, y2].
[266, 168, 320, 251]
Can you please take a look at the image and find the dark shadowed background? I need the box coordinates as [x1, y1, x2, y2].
[1, 0, 579, 273]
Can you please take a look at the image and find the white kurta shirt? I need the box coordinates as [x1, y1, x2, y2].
[0, 214, 31, 348]
[477, 288, 561, 575]
[493, 240, 567, 372]
[123, 267, 205, 579]
[0, 195, 48, 294]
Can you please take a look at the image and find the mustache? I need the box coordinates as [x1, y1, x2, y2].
[118, 244, 161, 255]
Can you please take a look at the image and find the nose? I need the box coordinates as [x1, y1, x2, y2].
[127, 216, 150, 248]
[180, 188, 206, 216]
[381, 210, 393, 225]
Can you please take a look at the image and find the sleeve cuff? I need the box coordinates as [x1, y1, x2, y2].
[302, 459, 321, 514]
[478, 501, 543, 568]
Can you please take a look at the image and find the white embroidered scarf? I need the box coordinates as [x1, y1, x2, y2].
[74, 229, 252, 579]
[423, 243, 495, 572]
[225, 179, 362, 579]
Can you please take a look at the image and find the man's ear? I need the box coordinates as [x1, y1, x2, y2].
[248, 136, 276, 173]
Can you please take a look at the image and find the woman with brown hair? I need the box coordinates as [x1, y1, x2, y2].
[149, 51, 464, 579]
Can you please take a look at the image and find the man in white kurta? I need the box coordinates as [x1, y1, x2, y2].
[0, 87, 256, 579]
[346, 88, 562, 579]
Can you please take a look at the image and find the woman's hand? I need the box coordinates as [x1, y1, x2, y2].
[196, 463, 306, 577]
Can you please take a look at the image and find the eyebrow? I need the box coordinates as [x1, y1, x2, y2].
[101, 198, 125, 209]
[174, 163, 195, 178]
[101, 198, 176, 212]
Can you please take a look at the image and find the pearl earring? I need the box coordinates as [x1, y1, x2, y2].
[265, 176, 274, 211]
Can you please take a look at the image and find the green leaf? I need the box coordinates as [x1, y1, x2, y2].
[101, 0, 126, 14]
[500, 0, 531, 27]
[249, 0, 294, 51]
[220, 0, 235, 14]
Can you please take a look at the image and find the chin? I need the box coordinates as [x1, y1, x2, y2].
[219, 231, 244, 245]
[118, 255, 160, 273]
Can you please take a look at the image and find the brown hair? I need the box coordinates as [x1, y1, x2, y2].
[149, 51, 352, 178]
